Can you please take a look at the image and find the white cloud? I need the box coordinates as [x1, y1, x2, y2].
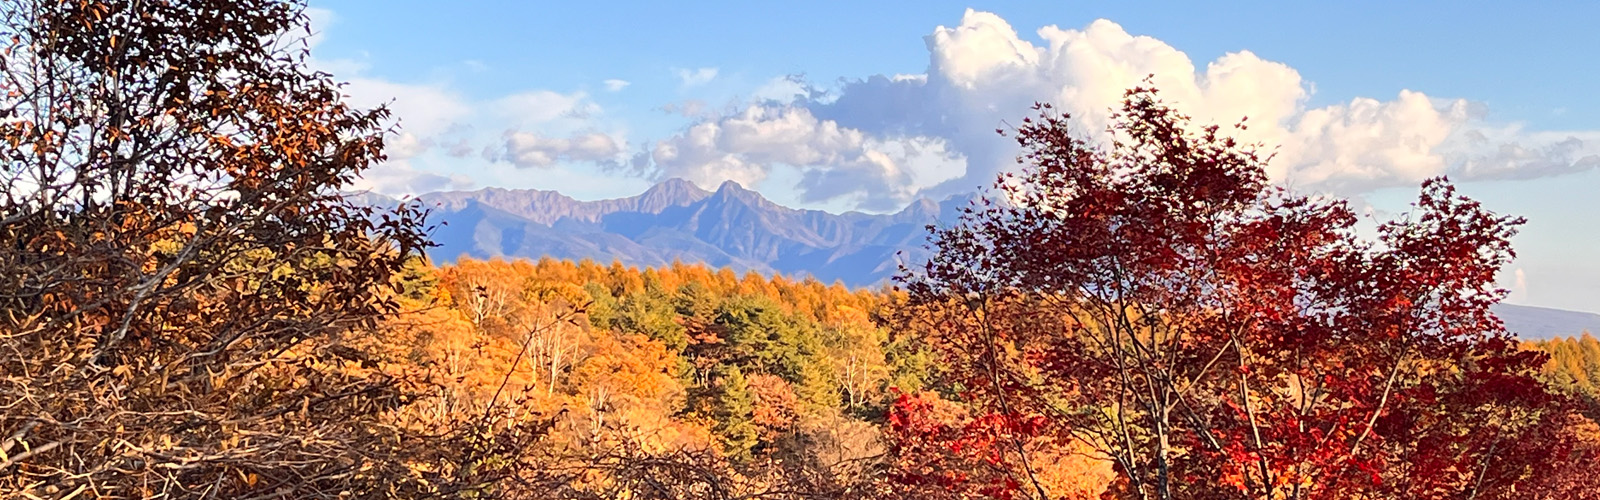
[646, 105, 860, 187]
[384, 131, 433, 160]
[953, 13, 1591, 194]
[1508, 268, 1530, 304]
[641, 105, 962, 209]
[352, 161, 475, 195]
[331, 79, 605, 193]
[309, 14, 466, 143]
[752, 75, 810, 103]
[1448, 129, 1600, 182]
[493, 90, 596, 124]
[628, 9, 1595, 209]
[305, 8, 622, 196]
[1274, 91, 1466, 191]
[495, 131, 625, 168]
[661, 99, 715, 119]
[342, 78, 473, 142]
[795, 137, 965, 211]
[303, 7, 337, 49]
[675, 67, 720, 87]
[444, 138, 476, 158]
[314, 7, 1600, 208]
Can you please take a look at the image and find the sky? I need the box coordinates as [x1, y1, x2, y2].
[306, 1, 1600, 313]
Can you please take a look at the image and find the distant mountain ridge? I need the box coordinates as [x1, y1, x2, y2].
[397, 179, 1595, 340]
[423, 178, 714, 225]
[1489, 304, 1600, 340]
[415, 178, 966, 286]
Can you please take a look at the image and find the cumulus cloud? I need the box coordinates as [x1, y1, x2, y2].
[638, 104, 962, 209]
[675, 67, 720, 87]
[795, 137, 965, 211]
[646, 105, 832, 187]
[313, 7, 1597, 208]
[384, 132, 433, 160]
[632, 9, 1599, 210]
[494, 131, 625, 168]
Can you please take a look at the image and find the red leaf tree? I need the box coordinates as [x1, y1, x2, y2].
[895, 85, 1580, 500]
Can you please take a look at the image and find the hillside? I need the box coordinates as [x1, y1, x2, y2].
[1493, 303, 1600, 339]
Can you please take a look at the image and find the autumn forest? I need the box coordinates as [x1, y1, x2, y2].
[2, 1, 1598, 499]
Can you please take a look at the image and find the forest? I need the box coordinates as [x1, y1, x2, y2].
[1, 1, 1597, 498]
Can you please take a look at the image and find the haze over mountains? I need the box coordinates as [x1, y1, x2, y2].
[396, 179, 1598, 340]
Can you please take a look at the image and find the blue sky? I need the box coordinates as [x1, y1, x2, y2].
[307, 1, 1599, 313]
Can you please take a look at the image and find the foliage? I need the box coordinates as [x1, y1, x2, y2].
[895, 85, 1590, 500]
[386, 257, 907, 497]
[0, 0, 1591, 493]
[0, 0, 493, 496]
[1535, 332, 1600, 419]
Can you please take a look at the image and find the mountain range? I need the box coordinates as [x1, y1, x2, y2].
[416, 178, 964, 286]
[387, 178, 1596, 340]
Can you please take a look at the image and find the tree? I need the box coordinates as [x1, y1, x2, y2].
[0, 0, 530, 497]
[897, 85, 1575, 500]
[1535, 333, 1600, 419]
[704, 365, 761, 460]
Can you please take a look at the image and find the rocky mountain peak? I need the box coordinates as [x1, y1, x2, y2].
[636, 178, 710, 212]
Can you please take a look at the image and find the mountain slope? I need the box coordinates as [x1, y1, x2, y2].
[416, 179, 960, 285]
[1491, 304, 1600, 340]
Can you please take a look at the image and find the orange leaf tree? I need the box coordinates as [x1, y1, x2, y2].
[0, 0, 545, 497]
